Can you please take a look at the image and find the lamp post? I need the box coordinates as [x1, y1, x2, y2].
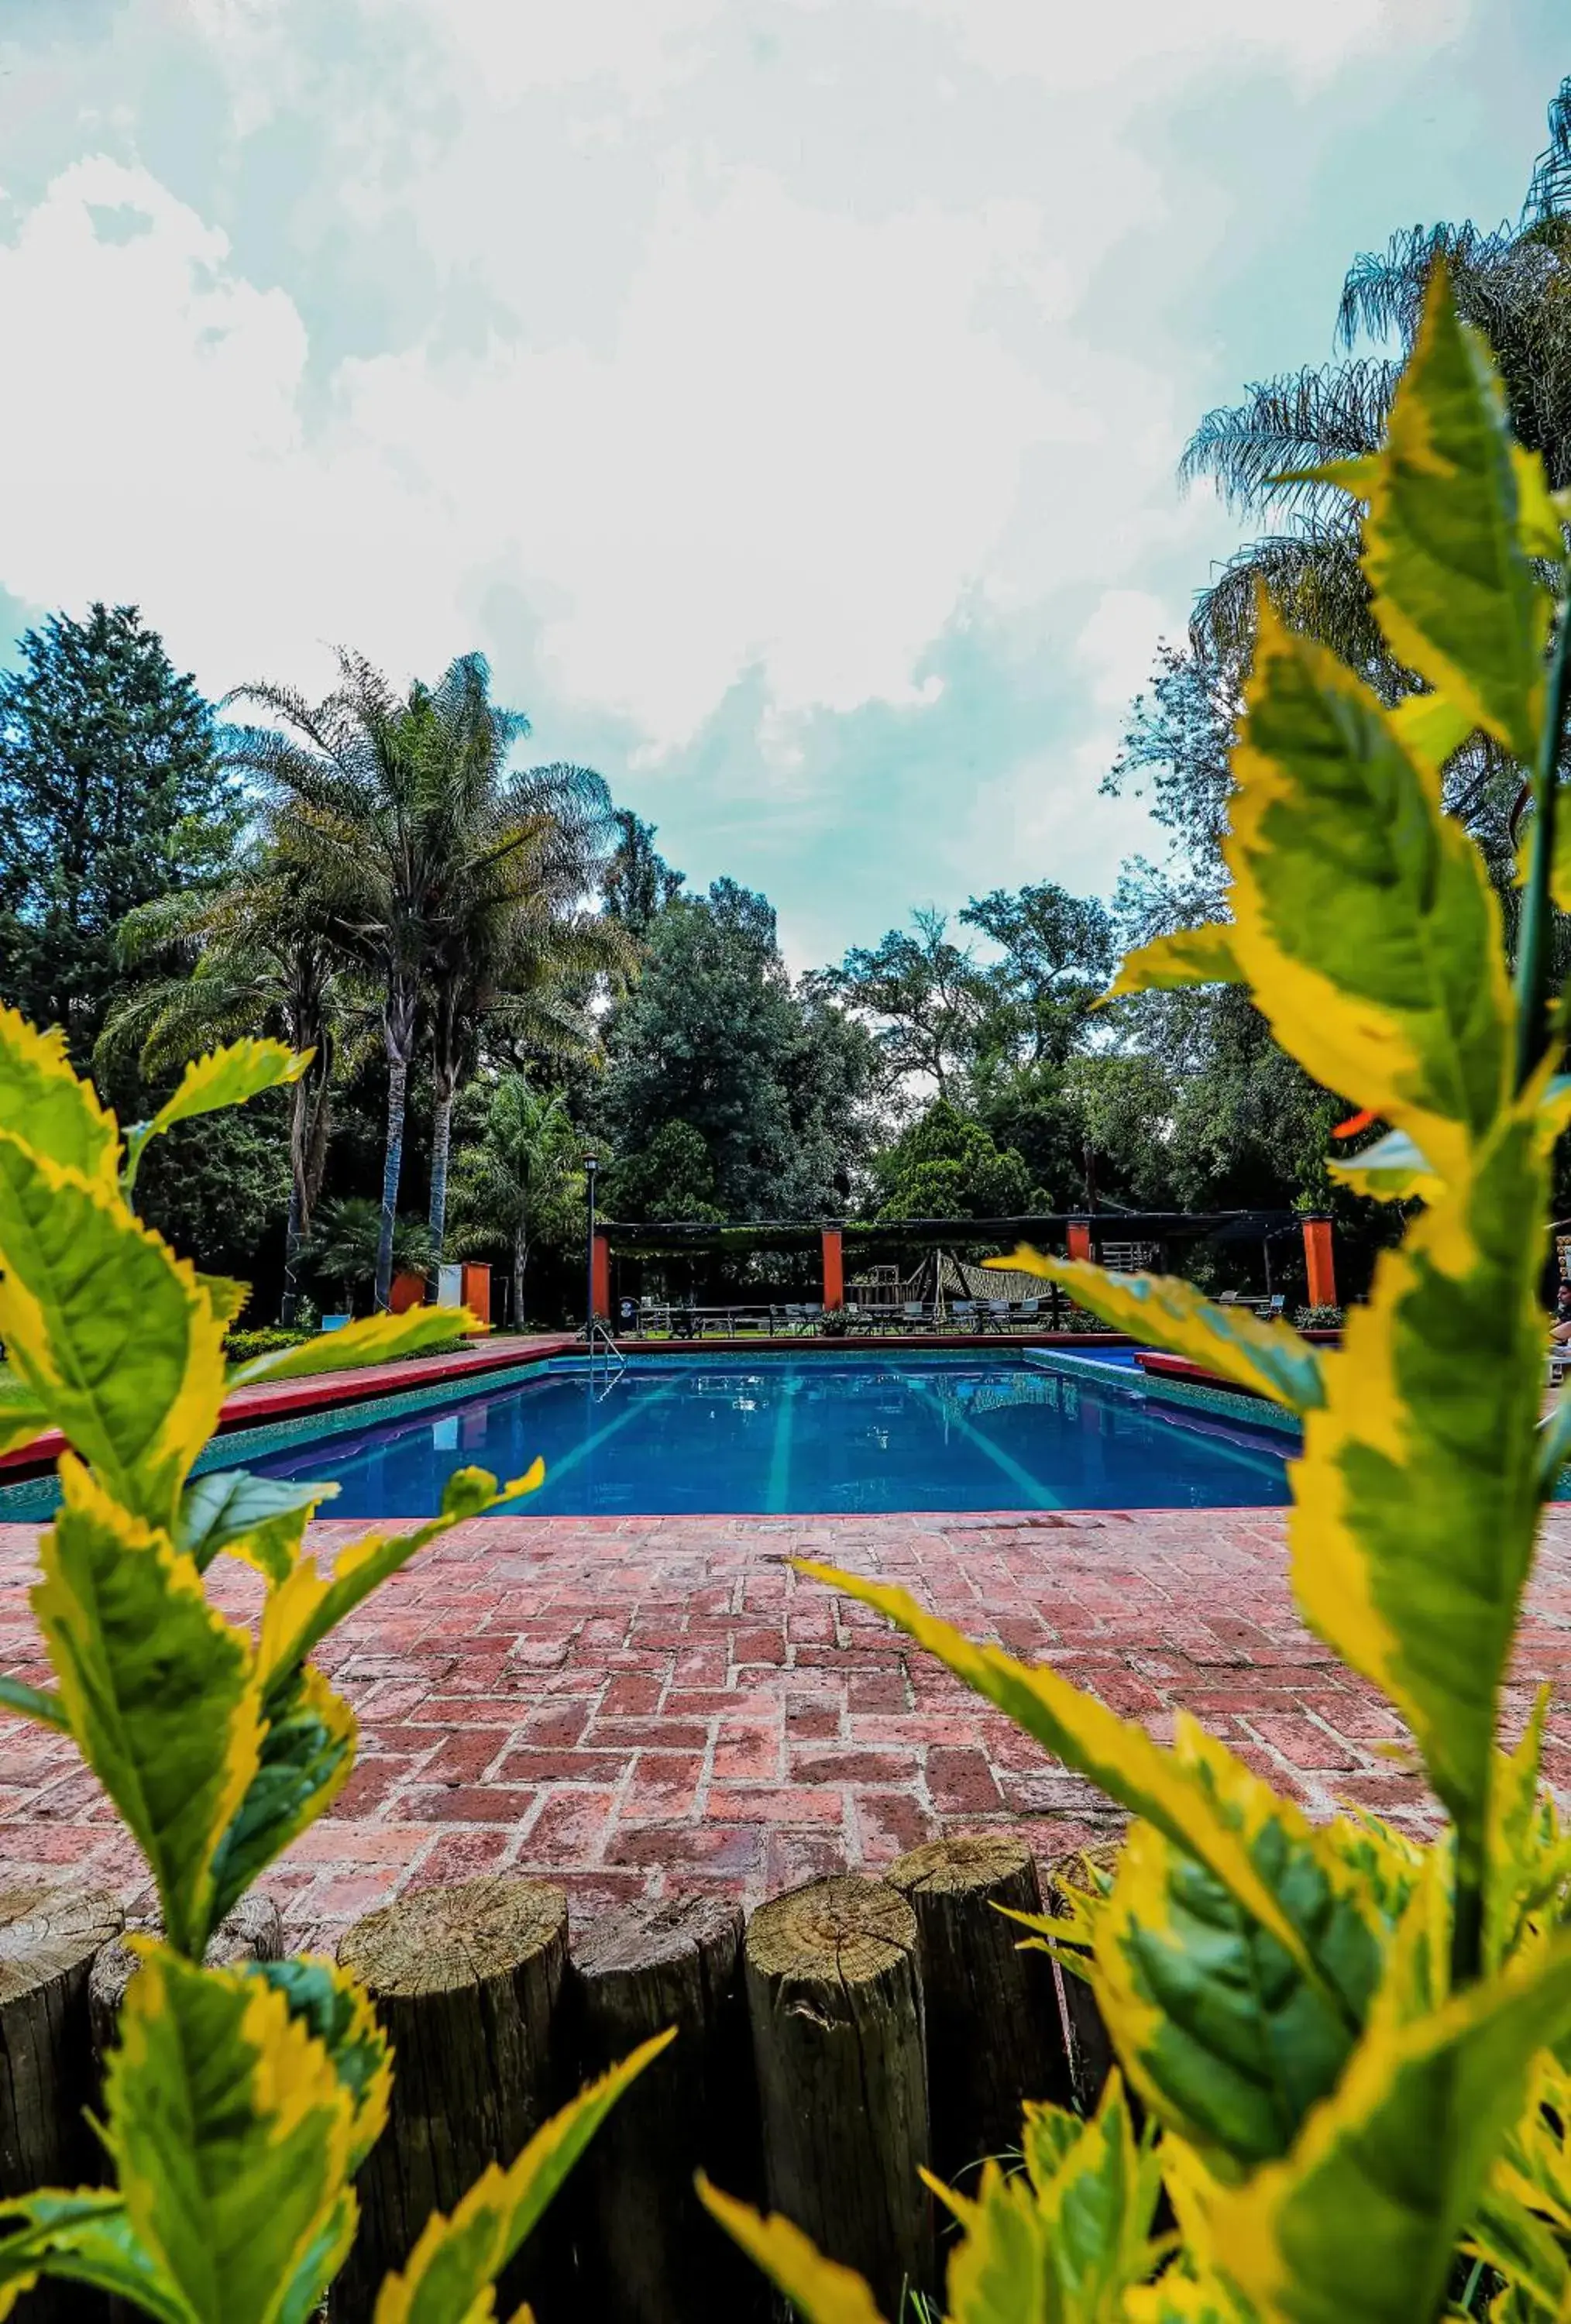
[583, 1152, 599, 1340]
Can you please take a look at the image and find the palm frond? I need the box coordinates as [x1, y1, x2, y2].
[1180, 359, 1397, 517]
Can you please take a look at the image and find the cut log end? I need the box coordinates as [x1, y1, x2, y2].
[0, 1882, 122, 2011]
[745, 1873, 917, 1988]
[338, 1873, 565, 1997]
[88, 1893, 286, 2063]
[888, 1829, 1033, 1900]
[574, 1890, 739, 1984]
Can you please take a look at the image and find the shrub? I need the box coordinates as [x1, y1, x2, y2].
[1294, 1301, 1345, 1331]
[0, 1033, 660, 2316]
[701, 270, 1571, 2319]
[224, 1325, 312, 1363]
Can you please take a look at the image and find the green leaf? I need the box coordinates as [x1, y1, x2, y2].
[1541, 1390, 1571, 1497]
[1092, 1754, 1383, 2170]
[0, 1673, 69, 1730]
[242, 1954, 392, 2173]
[1105, 926, 1245, 999]
[123, 1040, 313, 1190]
[1203, 1930, 1571, 2323]
[0, 1006, 119, 1186]
[1360, 266, 1552, 765]
[939, 2075, 1167, 2322]
[1387, 687, 1476, 771]
[0, 1377, 50, 1459]
[694, 2178, 891, 2324]
[795, 1563, 1342, 2013]
[177, 1470, 339, 1583]
[232, 1305, 484, 1386]
[371, 2031, 674, 2324]
[1292, 1105, 1547, 1870]
[208, 1663, 356, 1927]
[33, 1456, 263, 1957]
[0, 1133, 229, 1530]
[990, 1245, 1324, 1415]
[259, 1464, 541, 1686]
[103, 1942, 361, 2324]
[1325, 1126, 1440, 1204]
[1226, 603, 1513, 1192]
[0, 2191, 191, 2324]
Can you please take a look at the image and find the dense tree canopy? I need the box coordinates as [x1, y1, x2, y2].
[0, 603, 235, 1061]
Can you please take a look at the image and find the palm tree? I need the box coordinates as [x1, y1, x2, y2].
[305, 1195, 435, 1317]
[446, 1076, 583, 1326]
[1181, 75, 1571, 674]
[98, 851, 366, 1322]
[413, 656, 632, 1259]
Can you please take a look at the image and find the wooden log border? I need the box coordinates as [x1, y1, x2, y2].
[6, 1836, 1099, 2322]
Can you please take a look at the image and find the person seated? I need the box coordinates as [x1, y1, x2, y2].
[1552, 1282, 1571, 1345]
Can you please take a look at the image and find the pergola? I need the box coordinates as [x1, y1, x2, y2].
[589, 1208, 1336, 1318]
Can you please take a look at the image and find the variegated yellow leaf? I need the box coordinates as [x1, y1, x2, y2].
[0, 1006, 119, 1184]
[985, 1246, 1323, 1414]
[33, 1456, 263, 1957]
[1202, 1930, 1571, 2324]
[0, 2192, 190, 2323]
[0, 1377, 49, 1459]
[1360, 266, 1552, 765]
[1106, 926, 1244, 999]
[123, 1040, 314, 1188]
[209, 1662, 357, 1925]
[259, 1464, 541, 1687]
[0, 1134, 228, 1528]
[1325, 1126, 1440, 1205]
[795, 1565, 1344, 2006]
[1291, 1105, 1546, 1874]
[105, 1943, 361, 2324]
[177, 1470, 339, 1583]
[232, 1305, 486, 1385]
[1092, 1726, 1383, 2171]
[372, 2032, 674, 2324]
[694, 2178, 891, 2324]
[1387, 686, 1476, 771]
[1226, 603, 1513, 1191]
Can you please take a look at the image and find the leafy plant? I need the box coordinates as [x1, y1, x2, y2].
[306, 1193, 435, 1314]
[0, 1026, 658, 2319]
[701, 269, 1571, 2322]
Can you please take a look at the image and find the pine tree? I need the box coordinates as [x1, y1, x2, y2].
[0, 603, 233, 1059]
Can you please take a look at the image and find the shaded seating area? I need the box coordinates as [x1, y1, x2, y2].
[593, 1208, 1332, 1339]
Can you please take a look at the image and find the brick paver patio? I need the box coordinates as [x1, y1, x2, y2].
[5, 1506, 1571, 1948]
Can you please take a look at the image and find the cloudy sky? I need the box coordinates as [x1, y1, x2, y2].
[0, 1, 1562, 965]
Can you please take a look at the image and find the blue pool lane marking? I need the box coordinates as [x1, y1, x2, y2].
[764, 1373, 799, 1513]
[907, 1376, 1062, 1511]
[522, 1375, 679, 1501]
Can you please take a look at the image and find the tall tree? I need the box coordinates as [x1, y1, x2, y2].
[1181, 74, 1571, 673]
[959, 882, 1116, 1068]
[414, 658, 630, 1260]
[813, 907, 988, 1099]
[99, 850, 367, 1321]
[0, 603, 234, 1059]
[596, 878, 878, 1221]
[447, 1075, 585, 1324]
[226, 653, 434, 1312]
[602, 809, 685, 934]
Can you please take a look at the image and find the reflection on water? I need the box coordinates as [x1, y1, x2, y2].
[230, 1354, 1295, 1518]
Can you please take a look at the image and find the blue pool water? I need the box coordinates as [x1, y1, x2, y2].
[229, 1353, 1294, 1517]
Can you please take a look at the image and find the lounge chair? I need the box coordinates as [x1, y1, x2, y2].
[952, 1300, 977, 1330]
[1012, 1298, 1040, 1329]
[901, 1301, 928, 1332]
[985, 1300, 1011, 1332]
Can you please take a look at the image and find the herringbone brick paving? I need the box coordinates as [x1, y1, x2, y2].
[5, 1506, 1571, 1947]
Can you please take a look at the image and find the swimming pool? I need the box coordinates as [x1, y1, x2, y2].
[225, 1351, 1294, 1518]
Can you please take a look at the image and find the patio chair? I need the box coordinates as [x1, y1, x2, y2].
[901, 1301, 928, 1332]
[952, 1300, 977, 1330]
[1012, 1298, 1041, 1329]
[1263, 1294, 1286, 1322]
[783, 1304, 805, 1334]
[985, 1300, 1011, 1331]
[805, 1303, 823, 1333]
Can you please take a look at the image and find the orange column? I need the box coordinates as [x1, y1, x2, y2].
[459, 1263, 491, 1328]
[821, 1227, 844, 1308]
[1303, 1215, 1337, 1308]
[591, 1232, 611, 1320]
[1067, 1219, 1094, 1263]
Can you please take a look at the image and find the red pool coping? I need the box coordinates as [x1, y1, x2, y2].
[0, 1333, 576, 1482]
